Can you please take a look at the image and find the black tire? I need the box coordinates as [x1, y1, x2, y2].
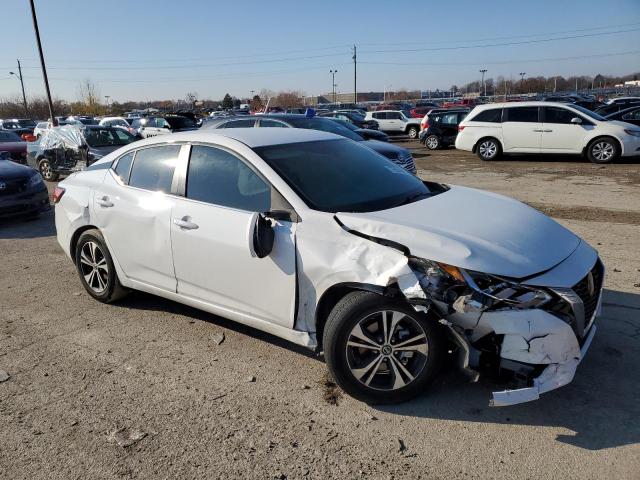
[323, 291, 445, 404]
[425, 135, 440, 150]
[75, 229, 127, 303]
[476, 137, 502, 161]
[38, 158, 59, 182]
[586, 136, 620, 164]
[407, 126, 419, 139]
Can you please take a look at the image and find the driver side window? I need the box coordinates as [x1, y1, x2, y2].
[185, 145, 271, 212]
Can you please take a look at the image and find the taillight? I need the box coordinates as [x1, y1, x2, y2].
[458, 125, 465, 132]
[52, 187, 66, 203]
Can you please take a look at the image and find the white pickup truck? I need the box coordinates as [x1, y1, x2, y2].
[364, 110, 422, 139]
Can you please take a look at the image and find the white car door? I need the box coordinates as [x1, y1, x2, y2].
[170, 143, 297, 328]
[541, 106, 593, 153]
[385, 111, 406, 132]
[501, 106, 542, 152]
[92, 145, 181, 291]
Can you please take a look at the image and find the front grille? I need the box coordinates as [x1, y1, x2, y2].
[0, 178, 28, 196]
[572, 259, 604, 325]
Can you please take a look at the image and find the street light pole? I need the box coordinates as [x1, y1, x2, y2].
[104, 95, 110, 114]
[329, 69, 338, 104]
[9, 60, 28, 117]
[29, 0, 56, 125]
[479, 69, 487, 97]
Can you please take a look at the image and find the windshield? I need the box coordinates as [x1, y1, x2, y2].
[167, 116, 196, 129]
[0, 131, 24, 142]
[254, 139, 431, 213]
[571, 105, 607, 121]
[285, 117, 363, 141]
[85, 128, 135, 147]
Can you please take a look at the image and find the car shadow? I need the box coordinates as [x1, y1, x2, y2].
[112, 290, 320, 361]
[375, 288, 640, 451]
[0, 209, 55, 239]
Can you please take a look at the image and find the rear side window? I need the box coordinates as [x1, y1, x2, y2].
[622, 109, 640, 120]
[113, 152, 134, 183]
[543, 107, 575, 124]
[505, 107, 539, 123]
[259, 120, 288, 128]
[441, 113, 459, 125]
[186, 145, 270, 212]
[128, 145, 180, 193]
[470, 108, 502, 123]
[222, 119, 255, 128]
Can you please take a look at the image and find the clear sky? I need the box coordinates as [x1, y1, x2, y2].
[1, 0, 639, 103]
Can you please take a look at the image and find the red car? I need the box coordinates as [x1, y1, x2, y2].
[408, 106, 436, 118]
[0, 131, 27, 164]
[442, 98, 477, 109]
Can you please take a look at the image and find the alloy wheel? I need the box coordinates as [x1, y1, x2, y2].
[479, 140, 497, 159]
[79, 241, 109, 293]
[426, 136, 439, 149]
[39, 160, 52, 180]
[345, 310, 429, 391]
[591, 141, 614, 162]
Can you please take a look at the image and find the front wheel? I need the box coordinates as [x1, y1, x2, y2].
[323, 291, 444, 404]
[425, 135, 440, 150]
[407, 126, 419, 139]
[586, 137, 619, 164]
[476, 138, 501, 161]
[38, 159, 59, 182]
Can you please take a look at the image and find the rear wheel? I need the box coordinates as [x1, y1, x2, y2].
[407, 126, 419, 139]
[425, 135, 440, 150]
[75, 229, 127, 303]
[38, 159, 59, 182]
[476, 138, 501, 161]
[586, 137, 619, 164]
[323, 291, 444, 404]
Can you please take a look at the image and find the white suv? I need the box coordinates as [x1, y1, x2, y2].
[365, 110, 421, 139]
[455, 101, 640, 163]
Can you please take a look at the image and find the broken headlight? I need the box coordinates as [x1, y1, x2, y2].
[458, 269, 552, 311]
[407, 257, 551, 312]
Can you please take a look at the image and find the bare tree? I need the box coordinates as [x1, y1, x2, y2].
[77, 79, 102, 114]
[185, 92, 198, 108]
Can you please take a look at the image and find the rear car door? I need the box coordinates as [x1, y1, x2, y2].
[372, 112, 391, 131]
[541, 106, 593, 153]
[439, 112, 460, 144]
[170, 143, 297, 328]
[92, 145, 181, 291]
[501, 107, 542, 152]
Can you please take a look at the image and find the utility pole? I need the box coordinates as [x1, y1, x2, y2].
[329, 69, 337, 104]
[29, 0, 56, 125]
[554, 76, 557, 93]
[352, 45, 357, 104]
[104, 95, 110, 114]
[9, 60, 28, 117]
[479, 69, 487, 97]
[519, 72, 526, 93]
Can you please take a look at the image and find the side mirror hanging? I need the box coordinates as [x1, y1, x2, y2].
[250, 213, 275, 259]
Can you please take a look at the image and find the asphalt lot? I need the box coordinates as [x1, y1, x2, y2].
[1, 141, 639, 479]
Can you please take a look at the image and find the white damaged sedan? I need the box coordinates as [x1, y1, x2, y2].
[54, 129, 604, 406]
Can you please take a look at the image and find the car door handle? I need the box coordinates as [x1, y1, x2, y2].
[173, 217, 199, 230]
[96, 196, 113, 208]
[543, 129, 553, 132]
[532, 129, 544, 132]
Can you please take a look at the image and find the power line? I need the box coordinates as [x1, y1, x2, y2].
[360, 27, 640, 54]
[358, 49, 640, 66]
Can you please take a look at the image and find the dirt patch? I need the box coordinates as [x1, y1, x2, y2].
[320, 371, 342, 406]
[527, 203, 640, 226]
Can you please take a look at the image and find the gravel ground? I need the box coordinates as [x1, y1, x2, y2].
[1, 143, 639, 479]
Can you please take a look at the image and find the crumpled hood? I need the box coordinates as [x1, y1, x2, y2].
[336, 185, 580, 279]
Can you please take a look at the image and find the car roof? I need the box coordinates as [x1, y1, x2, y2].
[131, 128, 341, 148]
[471, 101, 579, 109]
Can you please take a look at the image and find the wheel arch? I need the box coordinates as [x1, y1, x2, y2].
[472, 136, 503, 153]
[314, 282, 387, 352]
[69, 225, 101, 265]
[582, 134, 623, 156]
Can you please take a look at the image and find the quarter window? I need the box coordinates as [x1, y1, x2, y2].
[505, 107, 539, 123]
[186, 145, 270, 212]
[128, 145, 180, 193]
[113, 152, 134, 183]
[470, 108, 502, 123]
[544, 107, 576, 124]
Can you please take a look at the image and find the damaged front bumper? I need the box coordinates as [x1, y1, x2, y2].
[491, 323, 596, 406]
